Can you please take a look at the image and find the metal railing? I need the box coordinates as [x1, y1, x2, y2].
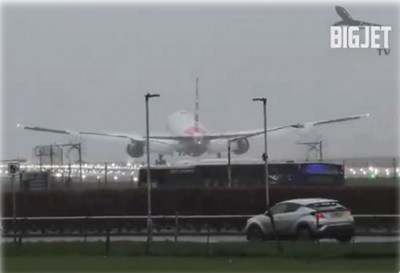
[2, 213, 398, 256]
[1, 214, 400, 221]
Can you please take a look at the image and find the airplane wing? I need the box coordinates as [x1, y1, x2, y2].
[148, 125, 295, 141]
[16, 124, 170, 144]
[0, 158, 27, 163]
[18, 113, 369, 143]
[354, 20, 381, 27]
[149, 113, 369, 141]
[301, 113, 369, 127]
[333, 20, 347, 26]
[333, 20, 381, 27]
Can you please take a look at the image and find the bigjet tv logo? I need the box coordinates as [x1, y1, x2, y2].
[330, 6, 392, 55]
[331, 26, 391, 49]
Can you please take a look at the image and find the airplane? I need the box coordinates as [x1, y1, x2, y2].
[17, 79, 369, 165]
[333, 6, 381, 27]
[0, 158, 27, 163]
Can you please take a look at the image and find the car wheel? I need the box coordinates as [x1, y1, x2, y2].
[296, 226, 312, 241]
[336, 236, 352, 243]
[246, 225, 264, 242]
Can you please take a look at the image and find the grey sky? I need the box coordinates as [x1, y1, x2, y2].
[2, 3, 399, 162]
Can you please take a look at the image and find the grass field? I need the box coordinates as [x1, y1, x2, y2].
[3, 241, 398, 257]
[3, 256, 398, 272]
[2, 241, 398, 272]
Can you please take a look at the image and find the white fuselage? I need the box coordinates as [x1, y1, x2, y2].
[166, 111, 210, 156]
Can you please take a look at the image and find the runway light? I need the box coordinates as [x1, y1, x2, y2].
[114, 176, 118, 180]
[370, 174, 376, 179]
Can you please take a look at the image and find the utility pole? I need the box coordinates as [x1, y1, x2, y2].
[50, 145, 53, 172]
[319, 141, 323, 162]
[78, 143, 82, 183]
[8, 163, 19, 243]
[253, 97, 269, 208]
[227, 139, 232, 188]
[145, 92, 160, 250]
[104, 162, 108, 186]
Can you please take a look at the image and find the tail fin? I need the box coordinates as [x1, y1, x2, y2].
[194, 77, 199, 130]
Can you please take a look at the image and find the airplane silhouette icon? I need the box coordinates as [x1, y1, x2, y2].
[333, 6, 381, 27]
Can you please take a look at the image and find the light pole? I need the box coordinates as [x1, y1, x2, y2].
[11, 172, 17, 243]
[227, 139, 232, 188]
[252, 97, 269, 208]
[252, 97, 282, 253]
[145, 93, 160, 248]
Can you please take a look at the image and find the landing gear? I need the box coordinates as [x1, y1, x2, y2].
[217, 153, 221, 158]
[155, 154, 167, 165]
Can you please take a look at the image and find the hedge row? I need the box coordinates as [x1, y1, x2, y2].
[2, 186, 397, 217]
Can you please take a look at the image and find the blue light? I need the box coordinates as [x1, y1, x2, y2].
[305, 164, 325, 171]
[304, 163, 340, 175]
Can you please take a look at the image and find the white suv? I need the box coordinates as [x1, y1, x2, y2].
[245, 198, 354, 243]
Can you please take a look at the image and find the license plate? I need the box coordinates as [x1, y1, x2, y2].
[331, 211, 343, 217]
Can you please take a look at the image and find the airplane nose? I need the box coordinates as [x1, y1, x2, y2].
[335, 6, 352, 21]
[192, 133, 204, 144]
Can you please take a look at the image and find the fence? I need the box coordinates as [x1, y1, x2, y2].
[2, 214, 398, 238]
[2, 214, 398, 256]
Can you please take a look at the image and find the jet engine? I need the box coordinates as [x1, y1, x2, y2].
[150, 141, 175, 155]
[126, 141, 175, 158]
[207, 138, 250, 155]
[126, 142, 144, 158]
[231, 138, 250, 155]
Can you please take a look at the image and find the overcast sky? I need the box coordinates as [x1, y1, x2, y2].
[2, 3, 399, 163]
